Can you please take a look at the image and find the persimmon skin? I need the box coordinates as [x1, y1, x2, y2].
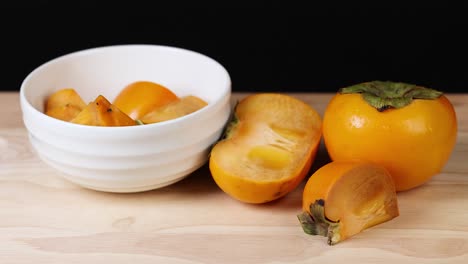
[300, 160, 399, 245]
[301, 160, 358, 214]
[113, 81, 179, 120]
[323, 93, 457, 191]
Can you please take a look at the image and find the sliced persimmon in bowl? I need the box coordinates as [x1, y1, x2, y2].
[113, 81, 179, 120]
[71, 95, 137, 126]
[209, 93, 322, 204]
[45, 88, 87, 121]
[297, 160, 399, 245]
[141, 95, 208, 124]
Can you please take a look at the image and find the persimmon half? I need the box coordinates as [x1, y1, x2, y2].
[323, 81, 458, 191]
[298, 160, 399, 245]
[209, 93, 322, 204]
[113, 81, 179, 120]
[45, 88, 86, 121]
[71, 95, 136, 126]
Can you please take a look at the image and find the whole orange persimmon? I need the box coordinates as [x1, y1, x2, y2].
[323, 81, 458, 191]
[113, 81, 179, 120]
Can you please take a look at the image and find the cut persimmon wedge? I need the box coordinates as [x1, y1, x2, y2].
[297, 160, 399, 245]
[45, 88, 86, 121]
[71, 95, 136, 126]
[209, 93, 322, 204]
[141, 95, 208, 124]
[46, 104, 84, 122]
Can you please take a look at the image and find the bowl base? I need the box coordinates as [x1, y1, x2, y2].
[65, 175, 189, 193]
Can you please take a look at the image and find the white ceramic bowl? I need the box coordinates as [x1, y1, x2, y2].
[20, 44, 231, 192]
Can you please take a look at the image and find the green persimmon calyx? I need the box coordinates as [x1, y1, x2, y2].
[223, 114, 239, 140]
[340, 81, 443, 112]
[297, 199, 341, 245]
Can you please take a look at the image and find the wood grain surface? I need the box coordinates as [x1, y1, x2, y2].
[1, 92, 467, 264]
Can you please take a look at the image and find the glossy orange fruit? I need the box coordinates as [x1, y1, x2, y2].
[113, 81, 179, 120]
[322, 81, 458, 191]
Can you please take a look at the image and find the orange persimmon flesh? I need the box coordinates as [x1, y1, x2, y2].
[298, 160, 399, 245]
[113, 81, 179, 120]
[209, 93, 322, 204]
[45, 88, 86, 121]
[141, 95, 208, 124]
[71, 95, 136, 126]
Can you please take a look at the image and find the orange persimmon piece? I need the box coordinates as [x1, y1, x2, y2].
[45, 88, 87, 121]
[113, 81, 179, 120]
[46, 104, 84, 122]
[297, 160, 399, 245]
[71, 95, 136, 126]
[141, 95, 208, 124]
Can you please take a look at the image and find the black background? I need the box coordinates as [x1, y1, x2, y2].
[2, 2, 468, 93]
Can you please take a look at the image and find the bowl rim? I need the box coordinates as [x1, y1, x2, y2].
[19, 44, 232, 132]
